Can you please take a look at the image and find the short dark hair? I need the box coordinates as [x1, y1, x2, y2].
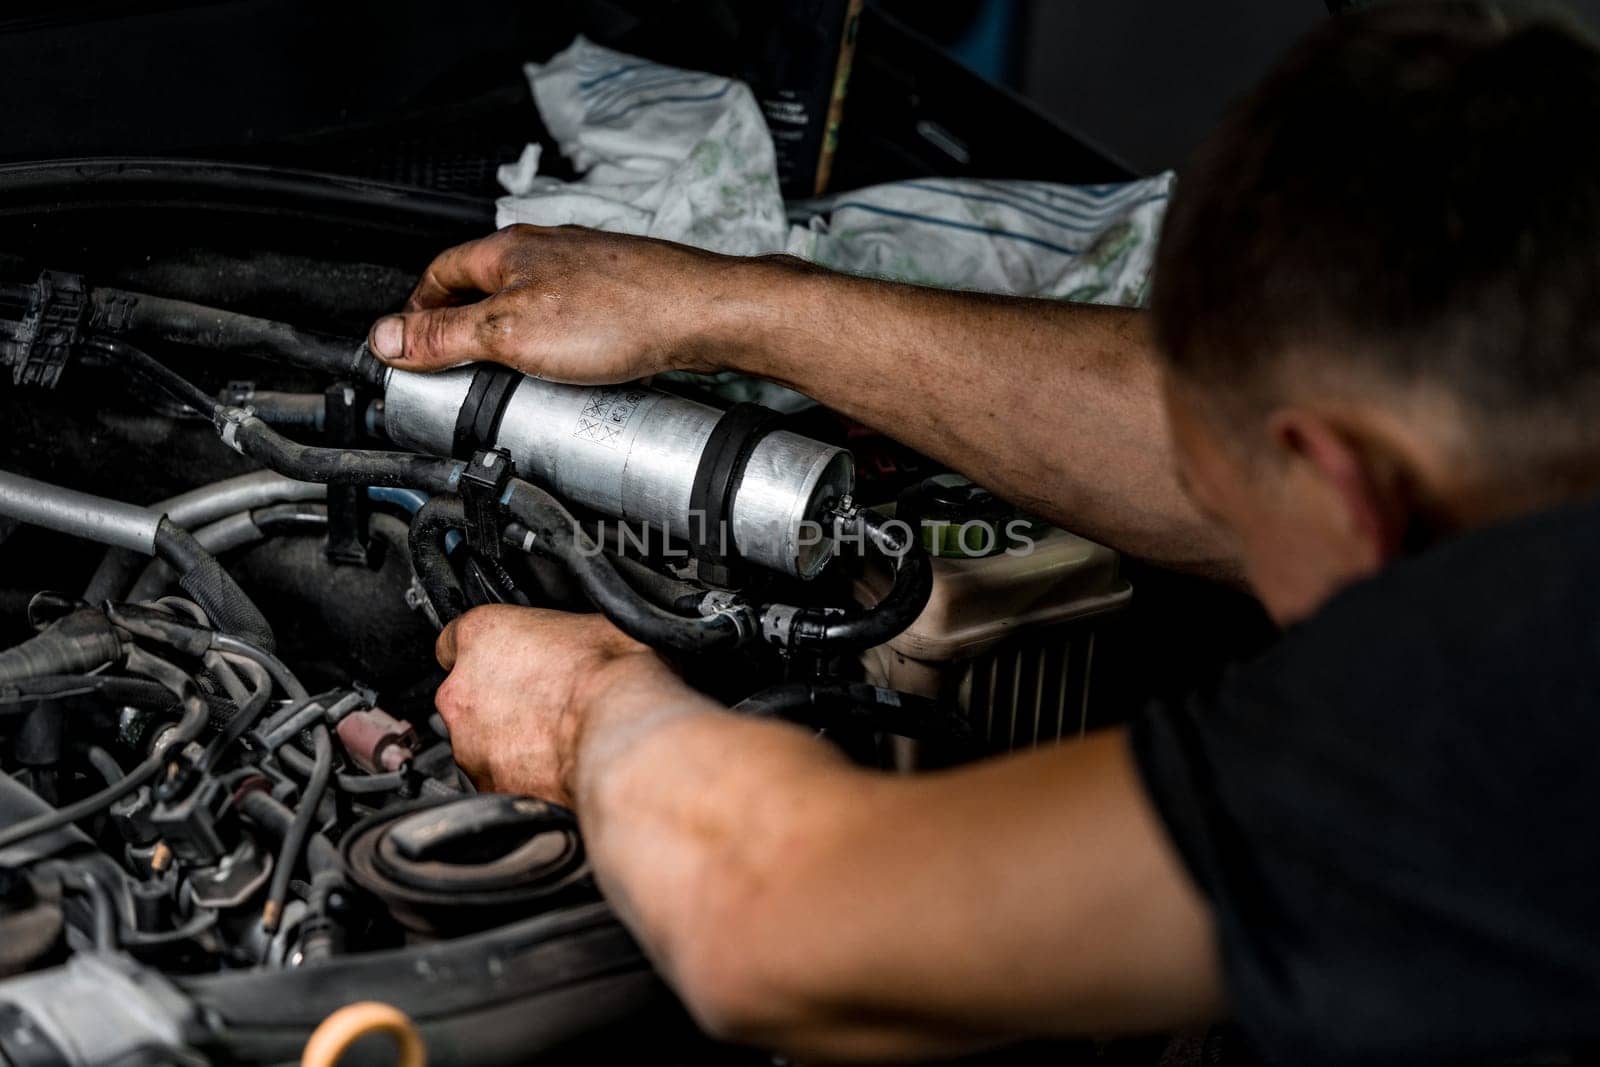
[1150, 2, 1600, 473]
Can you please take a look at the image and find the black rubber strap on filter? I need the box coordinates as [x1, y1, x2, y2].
[688, 402, 782, 566]
[451, 366, 521, 458]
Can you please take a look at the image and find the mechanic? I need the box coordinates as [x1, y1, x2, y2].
[364, 5, 1600, 1063]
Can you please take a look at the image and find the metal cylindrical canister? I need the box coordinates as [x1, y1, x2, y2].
[383, 367, 853, 578]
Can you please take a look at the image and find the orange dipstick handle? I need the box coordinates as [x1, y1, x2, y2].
[301, 1001, 425, 1067]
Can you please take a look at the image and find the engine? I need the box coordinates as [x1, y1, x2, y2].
[0, 162, 1144, 1066]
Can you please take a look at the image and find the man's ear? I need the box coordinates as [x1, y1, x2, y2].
[1266, 407, 1413, 570]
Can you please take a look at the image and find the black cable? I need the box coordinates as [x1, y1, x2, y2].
[0, 647, 209, 851]
[259, 691, 359, 757]
[254, 690, 335, 744]
[91, 336, 463, 493]
[241, 786, 344, 961]
[237, 791, 339, 879]
[509, 487, 927, 655]
[209, 633, 310, 703]
[83, 746, 124, 789]
[0, 785, 127, 857]
[118, 907, 219, 950]
[464, 552, 527, 609]
[88, 336, 220, 419]
[262, 725, 333, 933]
[198, 670, 274, 772]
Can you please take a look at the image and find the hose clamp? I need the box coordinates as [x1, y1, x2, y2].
[218, 407, 253, 455]
[697, 591, 757, 644]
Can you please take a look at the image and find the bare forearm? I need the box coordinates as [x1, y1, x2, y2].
[710, 256, 1236, 573]
[572, 676, 1010, 1060]
[372, 224, 1234, 573]
[566, 661, 1221, 1059]
[568, 658, 844, 977]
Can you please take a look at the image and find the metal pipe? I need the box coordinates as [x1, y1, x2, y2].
[128, 502, 333, 602]
[84, 472, 326, 603]
[158, 471, 326, 529]
[0, 468, 162, 553]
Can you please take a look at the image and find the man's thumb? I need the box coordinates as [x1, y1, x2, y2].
[435, 617, 460, 670]
[368, 304, 488, 370]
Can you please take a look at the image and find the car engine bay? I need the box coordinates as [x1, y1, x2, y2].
[0, 160, 1264, 1067]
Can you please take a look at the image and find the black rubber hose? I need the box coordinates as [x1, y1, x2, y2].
[92, 336, 463, 494]
[238, 786, 346, 962]
[278, 744, 407, 795]
[237, 791, 338, 879]
[787, 511, 934, 653]
[91, 287, 383, 385]
[502, 481, 745, 652]
[335, 769, 409, 794]
[0, 647, 209, 852]
[262, 725, 333, 933]
[126, 504, 328, 603]
[210, 633, 310, 702]
[409, 496, 468, 625]
[118, 908, 219, 951]
[153, 519, 276, 652]
[0, 674, 176, 713]
[227, 416, 462, 492]
[611, 555, 705, 611]
[198, 662, 274, 772]
[61, 870, 119, 951]
[0, 609, 124, 685]
[83, 746, 125, 788]
[83, 550, 145, 607]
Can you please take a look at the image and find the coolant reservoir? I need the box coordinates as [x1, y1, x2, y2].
[857, 513, 1131, 752]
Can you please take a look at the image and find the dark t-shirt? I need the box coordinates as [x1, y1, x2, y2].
[1131, 494, 1600, 1066]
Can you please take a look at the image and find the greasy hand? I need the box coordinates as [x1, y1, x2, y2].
[433, 604, 671, 804]
[367, 224, 740, 383]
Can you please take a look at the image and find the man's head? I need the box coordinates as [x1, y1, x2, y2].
[1150, 1, 1600, 622]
